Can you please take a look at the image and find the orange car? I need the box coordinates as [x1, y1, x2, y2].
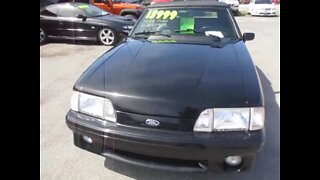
[76, 0, 145, 19]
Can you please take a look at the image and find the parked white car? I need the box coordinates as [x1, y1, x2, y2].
[248, 0, 276, 16]
[218, 0, 239, 14]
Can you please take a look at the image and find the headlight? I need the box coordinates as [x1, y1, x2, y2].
[193, 107, 264, 132]
[70, 91, 116, 122]
[213, 108, 250, 131]
[123, 25, 133, 30]
[70, 91, 79, 111]
[250, 107, 265, 130]
[193, 109, 214, 132]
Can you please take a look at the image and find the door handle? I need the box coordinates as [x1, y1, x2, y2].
[59, 21, 64, 25]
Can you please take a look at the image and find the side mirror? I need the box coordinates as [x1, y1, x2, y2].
[243, 32, 255, 42]
[77, 14, 87, 21]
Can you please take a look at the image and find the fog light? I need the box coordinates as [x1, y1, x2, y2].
[225, 156, 242, 166]
[82, 135, 92, 144]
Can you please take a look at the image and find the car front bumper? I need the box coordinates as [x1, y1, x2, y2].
[66, 110, 265, 173]
[252, 10, 277, 16]
[122, 30, 131, 34]
[231, 6, 239, 12]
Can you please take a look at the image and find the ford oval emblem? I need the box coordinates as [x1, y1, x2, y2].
[145, 119, 160, 127]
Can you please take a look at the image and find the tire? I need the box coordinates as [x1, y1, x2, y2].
[97, 28, 118, 46]
[40, 28, 47, 44]
[124, 14, 137, 20]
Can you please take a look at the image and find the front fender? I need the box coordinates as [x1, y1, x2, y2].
[88, 20, 124, 33]
[120, 9, 143, 17]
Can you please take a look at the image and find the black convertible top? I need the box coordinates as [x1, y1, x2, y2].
[149, 0, 229, 8]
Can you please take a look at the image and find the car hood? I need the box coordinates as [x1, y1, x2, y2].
[92, 14, 135, 25]
[75, 38, 263, 119]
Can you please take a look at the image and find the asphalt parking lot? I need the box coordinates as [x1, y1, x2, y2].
[40, 16, 279, 180]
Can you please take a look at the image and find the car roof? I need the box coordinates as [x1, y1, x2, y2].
[148, 0, 229, 8]
[40, 2, 90, 11]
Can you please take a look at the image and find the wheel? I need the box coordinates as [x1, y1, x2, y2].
[124, 14, 137, 20]
[98, 28, 118, 46]
[40, 28, 47, 44]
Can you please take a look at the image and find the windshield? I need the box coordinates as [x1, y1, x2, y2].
[75, 3, 109, 17]
[255, 0, 272, 4]
[131, 8, 238, 39]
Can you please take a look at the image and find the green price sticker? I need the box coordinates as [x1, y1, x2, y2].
[180, 16, 195, 33]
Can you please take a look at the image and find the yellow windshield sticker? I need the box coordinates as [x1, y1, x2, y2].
[78, 5, 89, 9]
[162, 10, 171, 19]
[149, 10, 158, 19]
[169, 10, 178, 20]
[156, 10, 164, 19]
[145, 10, 152, 19]
[145, 10, 178, 20]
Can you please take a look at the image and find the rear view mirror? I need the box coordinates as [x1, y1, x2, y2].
[77, 14, 87, 21]
[243, 33, 255, 42]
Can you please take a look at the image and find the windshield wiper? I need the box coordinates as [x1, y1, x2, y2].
[92, 14, 109, 17]
[134, 31, 171, 37]
[174, 29, 203, 34]
[175, 29, 222, 41]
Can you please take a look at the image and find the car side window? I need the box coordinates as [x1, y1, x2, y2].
[94, 0, 103, 3]
[58, 5, 83, 17]
[40, 5, 58, 17]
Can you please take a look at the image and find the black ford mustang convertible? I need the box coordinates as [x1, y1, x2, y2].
[40, 2, 135, 45]
[66, 1, 265, 173]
